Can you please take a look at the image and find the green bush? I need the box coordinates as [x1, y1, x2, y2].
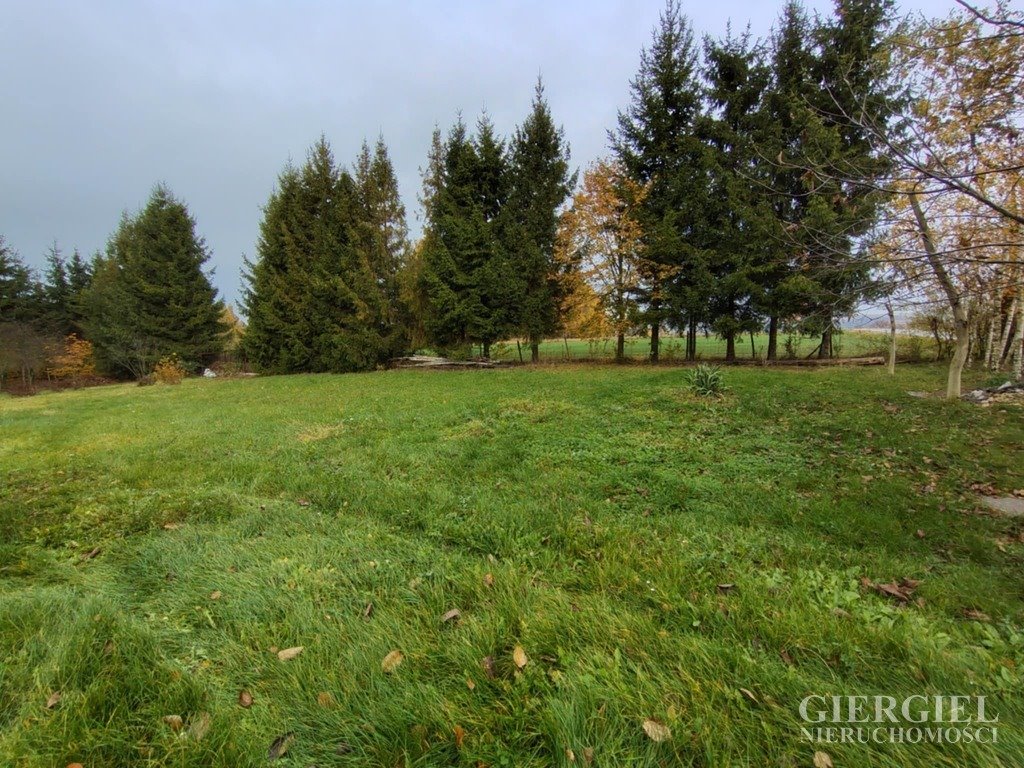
[686, 363, 725, 396]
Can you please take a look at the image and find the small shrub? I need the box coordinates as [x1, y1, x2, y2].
[152, 354, 186, 385]
[47, 334, 97, 386]
[686, 363, 725, 396]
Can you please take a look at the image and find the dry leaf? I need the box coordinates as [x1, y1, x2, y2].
[481, 656, 496, 679]
[483, 572, 495, 587]
[466, 678, 476, 690]
[716, 583, 735, 593]
[512, 645, 528, 669]
[963, 608, 991, 622]
[739, 688, 758, 704]
[237, 690, 253, 708]
[317, 691, 336, 708]
[162, 714, 183, 731]
[296, 499, 311, 507]
[780, 649, 794, 666]
[188, 712, 211, 741]
[642, 718, 671, 742]
[67, 764, 84, 768]
[565, 748, 576, 762]
[362, 602, 374, 620]
[583, 746, 595, 764]
[45, 691, 61, 709]
[277, 646, 304, 661]
[80, 547, 101, 561]
[915, 529, 926, 539]
[209, 590, 222, 600]
[163, 522, 179, 530]
[453, 724, 466, 748]
[268, 732, 295, 761]
[441, 608, 461, 624]
[382, 649, 404, 673]
[813, 751, 834, 768]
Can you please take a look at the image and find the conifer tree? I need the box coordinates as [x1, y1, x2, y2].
[508, 79, 574, 362]
[244, 137, 394, 373]
[613, 0, 710, 361]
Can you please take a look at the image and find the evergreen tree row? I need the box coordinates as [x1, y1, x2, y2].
[610, 0, 896, 361]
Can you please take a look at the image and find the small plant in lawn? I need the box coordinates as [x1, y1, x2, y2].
[686, 363, 725, 396]
[152, 354, 186, 384]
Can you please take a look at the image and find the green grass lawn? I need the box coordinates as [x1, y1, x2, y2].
[1, 364, 1021, 767]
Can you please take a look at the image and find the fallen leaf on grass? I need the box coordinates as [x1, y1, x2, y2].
[66, 764, 84, 768]
[780, 649, 794, 666]
[441, 608, 461, 624]
[860, 577, 920, 603]
[454, 724, 466, 748]
[739, 688, 758, 704]
[382, 649, 404, 673]
[80, 547, 101, 562]
[188, 712, 211, 741]
[513, 645, 528, 669]
[813, 750, 834, 768]
[163, 714, 183, 731]
[483, 572, 494, 587]
[162, 522, 179, 530]
[317, 691, 336, 708]
[362, 602, 374, 620]
[716, 583, 735, 593]
[296, 499, 311, 507]
[565, 747, 576, 761]
[268, 732, 295, 761]
[45, 691, 61, 709]
[238, 690, 253, 708]
[642, 718, 671, 742]
[277, 646, 304, 661]
[915, 529, 926, 539]
[962, 608, 991, 622]
[583, 746, 595, 764]
[209, 590, 222, 600]
[466, 678, 476, 690]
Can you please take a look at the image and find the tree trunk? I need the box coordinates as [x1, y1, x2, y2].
[531, 339, 539, 363]
[767, 315, 778, 362]
[818, 326, 832, 359]
[616, 333, 625, 363]
[886, 300, 897, 376]
[650, 321, 660, 363]
[725, 332, 736, 362]
[910, 193, 968, 399]
[1008, 286, 1024, 378]
[687, 318, 697, 361]
[985, 311, 998, 370]
[563, 337, 570, 360]
[998, 295, 1019, 368]
[749, 331, 756, 360]
[483, 340, 490, 359]
[516, 339, 523, 363]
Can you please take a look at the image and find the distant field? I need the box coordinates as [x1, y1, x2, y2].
[1, 364, 1021, 766]
[486, 329, 936, 362]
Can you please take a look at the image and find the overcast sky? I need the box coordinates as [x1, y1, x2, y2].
[2, 0, 953, 308]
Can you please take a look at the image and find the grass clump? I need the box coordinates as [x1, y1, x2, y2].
[685, 363, 725, 396]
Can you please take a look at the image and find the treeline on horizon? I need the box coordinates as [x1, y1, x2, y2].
[1, 0, 899, 381]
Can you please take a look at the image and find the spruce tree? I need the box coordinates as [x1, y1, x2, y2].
[87, 186, 225, 376]
[42, 243, 73, 336]
[702, 32, 775, 361]
[243, 137, 393, 373]
[612, 0, 710, 361]
[508, 79, 574, 362]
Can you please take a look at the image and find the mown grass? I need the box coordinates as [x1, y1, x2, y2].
[1, 363, 1022, 767]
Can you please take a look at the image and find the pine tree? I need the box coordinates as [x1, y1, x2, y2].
[508, 79, 574, 362]
[42, 242, 73, 335]
[612, 0, 710, 361]
[0, 236, 40, 325]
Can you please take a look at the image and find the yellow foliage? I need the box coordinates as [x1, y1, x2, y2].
[47, 335, 96, 383]
[153, 354, 186, 384]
